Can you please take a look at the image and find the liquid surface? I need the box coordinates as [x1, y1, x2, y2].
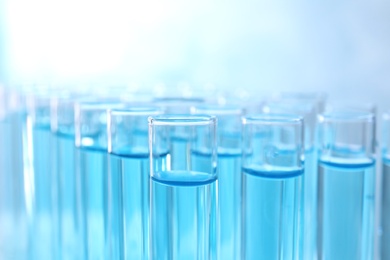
[317, 157, 375, 260]
[242, 166, 303, 260]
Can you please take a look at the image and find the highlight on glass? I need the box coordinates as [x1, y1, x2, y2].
[25, 90, 60, 259]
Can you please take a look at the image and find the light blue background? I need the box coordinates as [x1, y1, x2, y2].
[0, 0, 389, 107]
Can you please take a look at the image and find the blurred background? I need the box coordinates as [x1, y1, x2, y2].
[0, 0, 389, 106]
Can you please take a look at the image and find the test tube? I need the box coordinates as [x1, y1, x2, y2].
[262, 100, 317, 259]
[149, 115, 217, 259]
[25, 90, 59, 259]
[107, 106, 162, 259]
[51, 94, 85, 259]
[192, 105, 243, 259]
[241, 114, 304, 259]
[381, 111, 390, 259]
[75, 101, 125, 259]
[317, 110, 376, 259]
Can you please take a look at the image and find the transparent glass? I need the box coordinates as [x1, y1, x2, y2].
[241, 114, 304, 260]
[25, 90, 59, 259]
[317, 110, 376, 260]
[51, 94, 85, 259]
[107, 106, 162, 259]
[381, 111, 390, 260]
[74, 101, 124, 260]
[192, 105, 243, 260]
[262, 99, 317, 259]
[149, 115, 217, 259]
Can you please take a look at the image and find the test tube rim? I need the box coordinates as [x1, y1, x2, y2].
[242, 113, 303, 125]
[318, 110, 374, 123]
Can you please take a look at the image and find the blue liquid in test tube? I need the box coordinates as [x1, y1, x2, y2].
[149, 115, 217, 259]
[75, 101, 124, 260]
[317, 110, 376, 259]
[25, 91, 59, 259]
[1, 89, 29, 259]
[51, 94, 85, 259]
[107, 107, 161, 259]
[380, 111, 390, 259]
[192, 105, 243, 260]
[0, 87, 13, 258]
[241, 114, 304, 260]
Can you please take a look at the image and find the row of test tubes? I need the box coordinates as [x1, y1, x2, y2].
[0, 85, 387, 259]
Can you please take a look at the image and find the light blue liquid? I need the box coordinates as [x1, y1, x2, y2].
[317, 158, 375, 260]
[151, 152, 217, 259]
[56, 133, 85, 259]
[109, 149, 149, 259]
[0, 117, 13, 259]
[242, 166, 303, 260]
[80, 147, 108, 260]
[301, 149, 317, 259]
[11, 111, 28, 258]
[216, 148, 241, 260]
[381, 157, 390, 259]
[31, 125, 57, 259]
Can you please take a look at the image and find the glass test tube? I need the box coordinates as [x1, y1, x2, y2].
[263, 100, 317, 259]
[241, 114, 304, 260]
[51, 94, 85, 259]
[25, 90, 59, 259]
[317, 110, 376, 259]
[381, 111, 390, 259]
[75, 101, 124, 260]
[149, 115, 217, 259]
[192, 105, 243, 260]
[107, 107, 162, 259]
